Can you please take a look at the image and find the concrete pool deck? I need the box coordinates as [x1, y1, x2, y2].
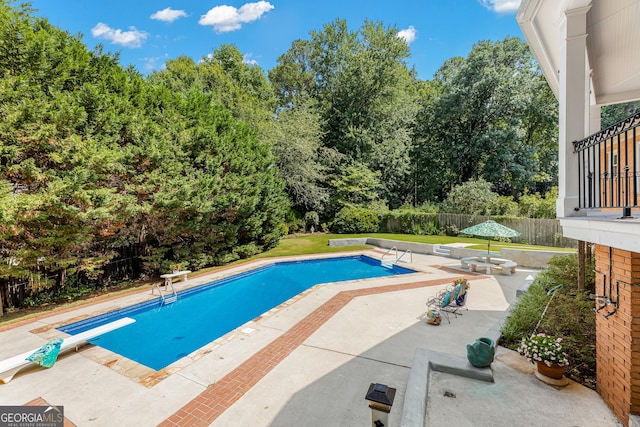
[0, 250, 621, 426]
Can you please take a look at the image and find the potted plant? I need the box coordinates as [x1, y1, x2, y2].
[518, 333, 569, 379]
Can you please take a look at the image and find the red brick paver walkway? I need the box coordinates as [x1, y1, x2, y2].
[160, 273, 477, 427]
[24, 397, 77, 427]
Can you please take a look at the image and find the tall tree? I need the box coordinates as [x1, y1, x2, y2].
[149, 44, 275, 139]
[269, 39, 316, 107]
[0, 3, 288, 311]
[271, 100, 329, 212]
[414, 37, 558, 200]
[271, 19, 419, 209]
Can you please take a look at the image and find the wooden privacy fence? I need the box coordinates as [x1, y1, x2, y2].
[383, 213, 576, 248]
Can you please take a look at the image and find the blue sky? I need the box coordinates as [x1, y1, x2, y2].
[27, 0, 523, 80]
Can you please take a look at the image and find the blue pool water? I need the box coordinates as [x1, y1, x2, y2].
[59, 255, 414, 370]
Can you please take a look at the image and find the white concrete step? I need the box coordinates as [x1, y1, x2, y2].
[435, 246, 452, 256]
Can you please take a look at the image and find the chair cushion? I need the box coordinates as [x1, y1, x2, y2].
[441, 291, 451, 307]
[455, 292, 467, 306]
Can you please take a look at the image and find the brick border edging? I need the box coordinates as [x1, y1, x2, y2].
[159, 274, 476, 427]
[23, 397, 77, 427]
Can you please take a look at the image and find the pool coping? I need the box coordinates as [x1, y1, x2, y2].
[159, 269, 481, 426]
[18, 252, 433, 388]
[0, 249, 502, 427]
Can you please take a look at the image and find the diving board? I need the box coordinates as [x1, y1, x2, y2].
[0, 317, 136, 384]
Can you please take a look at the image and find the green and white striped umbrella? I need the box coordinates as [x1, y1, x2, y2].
[460, 220, 521, 257]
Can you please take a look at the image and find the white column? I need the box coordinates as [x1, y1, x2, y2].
[557, 5, 591, 218]
[589, 104, 601, 134]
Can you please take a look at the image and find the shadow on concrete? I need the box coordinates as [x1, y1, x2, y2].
[264, 267, 619, 427]
[266, 306, 508, 427]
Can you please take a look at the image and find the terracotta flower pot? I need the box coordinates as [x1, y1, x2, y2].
[536, 361, 565, 379]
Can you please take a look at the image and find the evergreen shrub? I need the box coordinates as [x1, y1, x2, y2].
[331, 207, 379, 233]
[381, 209, 440, 235]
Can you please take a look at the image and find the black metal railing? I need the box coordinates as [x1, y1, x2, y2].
[573, 111, 640, 209]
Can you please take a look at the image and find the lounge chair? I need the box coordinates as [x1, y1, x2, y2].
[0, 317, 135, 384]
[426, 279, 470, 324]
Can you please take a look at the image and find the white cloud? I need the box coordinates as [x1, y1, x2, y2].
[143, 57, 161, 70]
[200, 5, 240, 32]
[397, 26, 417, 44]
[199, 1, 274, 33]
[91, 22, 148, 48]
[150, 7, 188, 23]
[237, 1, 274, 21]
[243, 53, 258, 65]
[201, 52, 258, 66]
[479, 0, 521, 13]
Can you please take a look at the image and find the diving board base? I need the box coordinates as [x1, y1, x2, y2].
[0, 317, 136, 384]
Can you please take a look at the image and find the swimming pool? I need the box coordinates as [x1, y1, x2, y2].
[59, 255, 414, 370]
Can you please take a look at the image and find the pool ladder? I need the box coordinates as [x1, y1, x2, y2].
[381, 247, 397, 268]
[381, 247, 413, 267]
[153, 281, 178, 305]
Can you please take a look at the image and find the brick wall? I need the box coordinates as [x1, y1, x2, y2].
[595, 244, 640, 426]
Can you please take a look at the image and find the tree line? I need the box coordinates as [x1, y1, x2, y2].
[0, 2, 583, 311]
[0, 3, 287, 310]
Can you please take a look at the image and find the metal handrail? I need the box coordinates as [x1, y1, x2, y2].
[381, 247, 398, 263]
[396, 249, 413, 264]
[153, 281, 178, 305]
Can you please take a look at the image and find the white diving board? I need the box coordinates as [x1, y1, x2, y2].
[0, 316, 136, 384]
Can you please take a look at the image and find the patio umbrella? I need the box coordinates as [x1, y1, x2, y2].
[460, 220, 521, 261]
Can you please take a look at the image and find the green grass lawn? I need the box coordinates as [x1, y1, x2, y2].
[256, 232, 576, 258]
[0, 232, 574, 326]
[192, 232, 573, 279]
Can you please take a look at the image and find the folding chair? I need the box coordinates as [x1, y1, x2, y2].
[426, 279, 470, 323]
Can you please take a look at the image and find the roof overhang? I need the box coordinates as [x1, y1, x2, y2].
[517, 0, 640, 106]
[560, 216, 640, 253]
